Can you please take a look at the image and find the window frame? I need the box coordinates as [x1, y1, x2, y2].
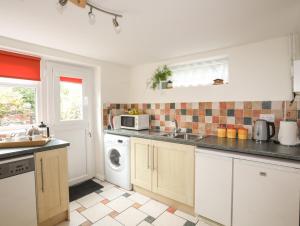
[0, 78, 41, 132]
[169, 56, 229, 87]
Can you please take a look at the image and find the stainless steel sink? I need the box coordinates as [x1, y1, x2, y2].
[161, 133, 205, 141]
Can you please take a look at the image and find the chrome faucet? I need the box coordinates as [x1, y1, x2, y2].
[172, 119, 181, 134]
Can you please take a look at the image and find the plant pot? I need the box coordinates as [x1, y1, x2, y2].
[160, 81, 168, 89]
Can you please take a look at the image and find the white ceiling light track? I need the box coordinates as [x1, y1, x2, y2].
[58, 0, 123, 33]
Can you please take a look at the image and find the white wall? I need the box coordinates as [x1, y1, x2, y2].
[100, 62, 131, 103]
[128, 36, 295, 103]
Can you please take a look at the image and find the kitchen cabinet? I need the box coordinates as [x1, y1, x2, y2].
[195, 149, 233, 226]
[131, 138, 195, 206]
[152, 140, 194, 206]
[131, 138, 152, 190]
[35, 148, 69, 226]
[233, 159, 300, 226]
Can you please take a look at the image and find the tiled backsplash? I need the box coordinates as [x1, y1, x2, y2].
[103, 101, 300, 138]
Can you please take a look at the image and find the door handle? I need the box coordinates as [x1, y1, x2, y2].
[40, 158, 45, 192]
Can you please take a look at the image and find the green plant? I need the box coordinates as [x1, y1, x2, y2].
[149, 65, 172, 90]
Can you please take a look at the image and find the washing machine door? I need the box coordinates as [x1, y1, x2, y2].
[107, 147, 125, 171]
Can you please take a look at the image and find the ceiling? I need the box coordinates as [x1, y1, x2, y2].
[0, 0, 299, 66]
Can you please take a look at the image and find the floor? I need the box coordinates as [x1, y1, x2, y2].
[57, 179, 216, 226]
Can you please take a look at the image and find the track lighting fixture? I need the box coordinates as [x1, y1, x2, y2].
[112, 16, 121, 34]
[57, 0, 123, 32]
[58, 0, 68, 6]
[88, 6, 96, 25]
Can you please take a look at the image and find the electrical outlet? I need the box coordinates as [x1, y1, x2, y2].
[259, 114, 275, 122]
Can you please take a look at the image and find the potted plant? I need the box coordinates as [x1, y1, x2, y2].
[149, 65, 172, 90]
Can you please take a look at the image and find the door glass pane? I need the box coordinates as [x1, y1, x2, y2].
[109, 149, 121, 167]
[60, 76, 83, 121]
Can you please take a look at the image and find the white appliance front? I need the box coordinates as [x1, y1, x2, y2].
[104, 134, 132, 190]
[0, 156, 37, 226]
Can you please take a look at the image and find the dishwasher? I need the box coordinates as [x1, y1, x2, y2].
[0, 155, 37, 226]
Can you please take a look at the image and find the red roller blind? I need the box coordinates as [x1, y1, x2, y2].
[0, 50, 41, 81]
[60, 76, 82, 84]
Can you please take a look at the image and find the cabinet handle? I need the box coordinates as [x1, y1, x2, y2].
[152, 145, 155, 171]
[147, 144, 150, 169]
[40, 158, 45, 192]
[259, 172, 267, 176]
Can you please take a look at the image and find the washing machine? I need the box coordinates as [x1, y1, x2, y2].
[104, 134, 132, 190]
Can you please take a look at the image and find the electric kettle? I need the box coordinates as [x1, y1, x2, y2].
[253, 119, 275, 142]
[278, 121, 300, 146]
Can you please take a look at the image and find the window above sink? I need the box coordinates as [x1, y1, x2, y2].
[169, 56, 229, 87]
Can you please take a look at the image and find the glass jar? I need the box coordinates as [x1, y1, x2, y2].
[38, 122, 50, 138]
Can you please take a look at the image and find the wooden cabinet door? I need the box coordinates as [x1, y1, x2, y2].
[233, 159, 300, 226]
[35, 148, 69, 223]
[131, 138, 152, 191]
[195, 150, 233, 226]
[152, 141, 194, 206]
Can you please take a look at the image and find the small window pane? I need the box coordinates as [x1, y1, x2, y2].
[0, 86, 37, 127]
[169, 57, 229, 87]
[60, 77, 83, 121]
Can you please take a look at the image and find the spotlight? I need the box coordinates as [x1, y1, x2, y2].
[57, 0, 68, 13]
[88, 6, 96, 25]
[112, 16, 121, 34]
[59, 0, 68, 6]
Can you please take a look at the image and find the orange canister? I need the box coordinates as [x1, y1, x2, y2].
[217, 128, 227, 138]
[227, 128, 237, 139]
[238, 128, 248, 140]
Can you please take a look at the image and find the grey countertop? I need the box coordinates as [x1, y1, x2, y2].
[0, 139, 70, 160]
[105, 129, 300, 162]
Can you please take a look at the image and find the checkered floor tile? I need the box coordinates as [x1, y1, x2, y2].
[57, 180, 216, 226]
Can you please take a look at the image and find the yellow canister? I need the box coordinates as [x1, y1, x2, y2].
[238, 128, 248, 140]
[227, 128, 237, 139]
[217, 128, 227, 138]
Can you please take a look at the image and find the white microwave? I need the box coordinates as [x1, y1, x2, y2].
[120, 114, 150, 130]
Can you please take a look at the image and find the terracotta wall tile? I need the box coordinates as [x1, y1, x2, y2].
[244, 109, 252, 117]
[193, 109, 199, 116]
[235, 109, 243, 118]
[199, 110, 205, 116]
[244, 102, 252, 110]
[252, 110, 261, 118]
[212, 116, 219, 124]
[226, 102, 235, 109]
[199, 116, 205, 123]
[219, 116, 227, 124]
[220, 109, 227, 116]
[187, 109, 193, 115]
[219, 102, 227, 110]
[199, 102, 205, 110]
[204, 102, 212, 109]
[235, 117, 243, 125]
[181, 103, 187, 109]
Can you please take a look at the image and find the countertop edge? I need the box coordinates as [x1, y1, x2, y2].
[0, 139, 70, 160]
[105, 130, 300, 162]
